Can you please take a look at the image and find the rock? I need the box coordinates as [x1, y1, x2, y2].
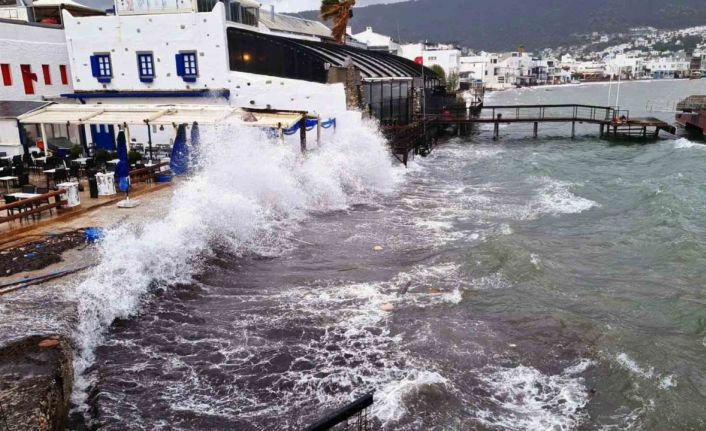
[373, 245, 383, 252]
[0, 335, 73, 431]
[380, 303, 394, 312]
[38, 339, 60, 348]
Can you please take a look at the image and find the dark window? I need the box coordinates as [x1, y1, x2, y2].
[91, 54, 113, 83]
[137, 53, 155, 82]
[59, 65, 69, 85]
[197, 0, 217, 12]
[20, 65, 35, 95]
[42, 64, 51, 85]
[176, 52, 198, 82]
[1, 64, 11, 86]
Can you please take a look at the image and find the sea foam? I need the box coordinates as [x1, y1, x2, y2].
[66, 112, 399, 411]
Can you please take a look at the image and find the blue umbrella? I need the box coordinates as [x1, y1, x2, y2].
[115, 129, 130, 194]
[190, 122, 201, 169]
[170, 124, 189, 176]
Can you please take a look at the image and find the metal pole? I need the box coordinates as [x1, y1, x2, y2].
[146, 122, 154, 162]
[316, 115, 321, 145]
[299, 118, 307, 153]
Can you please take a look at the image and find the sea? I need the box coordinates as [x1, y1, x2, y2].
[68, 79, 706, 430]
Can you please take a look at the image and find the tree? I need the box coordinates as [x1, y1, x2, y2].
[430, 64, 446, 84]
[320, 0, 356, 44]
[446, 72, 460, 91]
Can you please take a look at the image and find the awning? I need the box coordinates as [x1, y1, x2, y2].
[17, 103, 304, 129]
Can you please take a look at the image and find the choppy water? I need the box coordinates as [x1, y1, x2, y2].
[70, 80, 706, 430]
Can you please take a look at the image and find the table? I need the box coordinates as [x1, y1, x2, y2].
[0, 176, 18, 193]
[57, 182, 80, 207]
[73, 157, 90, 165]
[8, 193, 39, 200]
[33, 157, 47, 163]
[0, 156, 12, 161]
[96, 172, 116, 196]
[106, 159, 120, 165]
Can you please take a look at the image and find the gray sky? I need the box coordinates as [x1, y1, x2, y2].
[80, 0, 408, 12]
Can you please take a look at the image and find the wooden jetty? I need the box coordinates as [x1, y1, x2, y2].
[425, 104, 676, 141]
[675, 95, 706, 139]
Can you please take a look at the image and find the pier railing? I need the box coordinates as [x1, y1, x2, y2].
[422, 104, 629, 124]
[304, 394, 374, 431]
[0, 189, 66, 225]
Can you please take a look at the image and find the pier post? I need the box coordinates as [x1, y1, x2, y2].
[316, 115, 322, 145]
[493, 122, 499, 140]
[599, 124, 604, 138]
[533, 122, 538, 138]
[642, 126, 647, 139]
[571, 122, 576, 139]
[299, 118, 307, 153]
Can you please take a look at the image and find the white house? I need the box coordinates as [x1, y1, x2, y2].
[398, 42, 461, 87]
[351, 26, 399, 54]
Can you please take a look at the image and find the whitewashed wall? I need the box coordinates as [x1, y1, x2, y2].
[0, 20, 72, 101]
[0, 119, 22, 157]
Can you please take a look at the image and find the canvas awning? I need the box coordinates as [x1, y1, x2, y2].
[17, 103, 305, 129]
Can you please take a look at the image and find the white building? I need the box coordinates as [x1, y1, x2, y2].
[398, 42, 461, 87]
[351, 26, 399, 54]
[645, 57, 690, 79]
[459, 52, 497, 84]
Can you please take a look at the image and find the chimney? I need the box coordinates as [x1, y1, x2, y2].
[270, 5, 275, 21]
[366, 26, 372, 32]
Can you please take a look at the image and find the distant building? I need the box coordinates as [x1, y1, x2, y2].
[351, 26, 399, 54]
[398, 42, 461, 87]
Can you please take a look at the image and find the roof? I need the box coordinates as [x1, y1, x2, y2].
[231, 27, 437, 80]
[677, 95, 706, 112]
[259, 11, 332, 39]
[18, 103, 304, 129]
[30, 0, 104, 13]
[0, 101, 51, 120]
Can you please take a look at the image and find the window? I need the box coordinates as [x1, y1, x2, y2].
[59, 65, 69, 85]
[90, 54, 113, 83]
[42, 65, 51, 85]
[137, 53, 155, 83]
[20, 65, 35, 95]
[197, 0, 217, 12]
[1, 64, 10, 86]
[176, 51, 198, 82]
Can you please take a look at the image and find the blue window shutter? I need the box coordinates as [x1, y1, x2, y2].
[175, 54, 185, 77]
[90, 55, 100, 77]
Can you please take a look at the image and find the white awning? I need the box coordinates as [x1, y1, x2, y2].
[17, 103, 304, 129]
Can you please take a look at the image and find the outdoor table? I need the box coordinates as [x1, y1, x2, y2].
[73, 157, 90, 165]
[96, 172, 116, 196]
[33, 157, 47, 163]
[0, 176, 18, 192]
[43, 168, 59, 188]
[57, 182, 80, 207]
[0, 156, 12, 161]
[106, 159, 120, 165]
[8, 193, 40, 200]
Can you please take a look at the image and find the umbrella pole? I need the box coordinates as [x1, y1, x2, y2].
[147, 122, 154, 162]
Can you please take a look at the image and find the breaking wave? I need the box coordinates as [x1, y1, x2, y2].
[66, 112, 399, 411]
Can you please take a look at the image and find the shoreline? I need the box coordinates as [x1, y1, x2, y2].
[0, 184, 173, 431]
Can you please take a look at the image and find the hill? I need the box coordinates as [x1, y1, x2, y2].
[294, 0, 706, 51]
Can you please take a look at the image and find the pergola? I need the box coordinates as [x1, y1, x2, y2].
[17, 103, 308, 157]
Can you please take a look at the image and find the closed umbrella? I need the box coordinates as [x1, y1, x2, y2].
[170, 124, 189, 176]
[115, 129, 130, 195]
[190, 122, 201, 169]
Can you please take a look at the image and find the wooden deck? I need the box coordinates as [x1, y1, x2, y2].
[424, 104, 676, 140]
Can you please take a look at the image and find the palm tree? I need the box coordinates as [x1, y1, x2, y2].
[320, 0, 356, 44]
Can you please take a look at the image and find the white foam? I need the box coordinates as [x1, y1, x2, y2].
[673, 138, 704, 149]
[66, 113, 400, 410]
[615, 353, 677, 390]
[476, 363, 591, 431]
[530, 177, 598, 217]
[373, 370, 449, 424]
